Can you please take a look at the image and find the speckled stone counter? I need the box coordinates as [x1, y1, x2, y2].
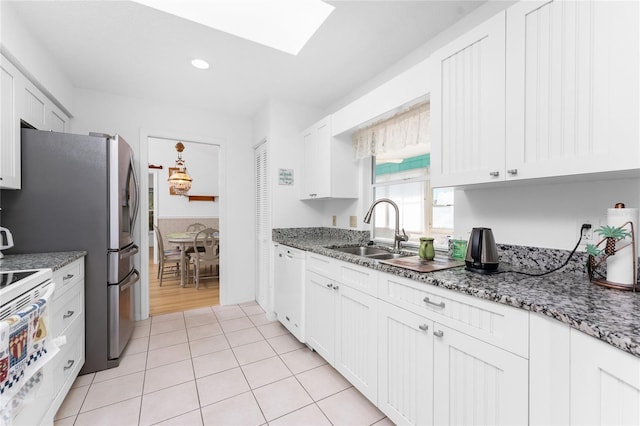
[273, 227, 640, 358]
[0, 251, 86, 271]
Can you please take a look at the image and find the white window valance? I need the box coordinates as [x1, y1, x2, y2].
[352, 102, 430, 160]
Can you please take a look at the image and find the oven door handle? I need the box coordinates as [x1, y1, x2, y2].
[120, 269, 140, 292]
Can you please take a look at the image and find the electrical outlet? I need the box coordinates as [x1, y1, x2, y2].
[332, 215, 337, 226]
[349, 215, 357, 228]
[578, 218, 600, 244]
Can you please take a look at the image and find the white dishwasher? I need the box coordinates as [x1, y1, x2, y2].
[274, 244, 306, 342]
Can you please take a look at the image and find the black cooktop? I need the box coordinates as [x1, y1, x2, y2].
[0, 270, 39, 288]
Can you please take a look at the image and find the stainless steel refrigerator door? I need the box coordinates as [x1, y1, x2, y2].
[108, 269, 139, 359]
[109, 135, 140, 250]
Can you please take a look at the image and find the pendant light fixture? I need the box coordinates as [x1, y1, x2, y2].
[168, 142, 192, 195]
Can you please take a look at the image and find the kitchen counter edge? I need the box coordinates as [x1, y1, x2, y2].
[1, 251, 87, 272]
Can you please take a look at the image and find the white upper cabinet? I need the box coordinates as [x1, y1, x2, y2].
[1, 54, 70, 189]
[300, 115, 358, 200]
[505, 0, 640, 180]
[431, 11, 507, 187]
[1, 56, 21, 189]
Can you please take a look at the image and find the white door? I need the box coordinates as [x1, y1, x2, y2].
[305, 271, 335, 363]
[254, 141, 271, 310]
[431, 11, 506, 187]
[378, 301, 433, 426]
[505, 0, 640, 179]
[570, 330, 640, 425]
[334, 284, 378, 404]
[433, 324, 528, 426]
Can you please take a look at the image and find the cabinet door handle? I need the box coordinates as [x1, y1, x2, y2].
[433, 330, 444, 338]
[489, 171, 500, 177]
[423, 297, 445, 309]
[63, 273, 74, 280]
[418, 324, 429, 331]
[63, 359, 75, 370]
[309, 193, 317, 198]
[333, 285, 339, 291]
[63, 310, 75, 319]
[507, 169, 518, 175]
[326, 283, 333, 288]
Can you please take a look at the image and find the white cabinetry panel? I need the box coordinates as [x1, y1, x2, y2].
[305, 270, 335, 364]
[335, 284, 378, 403]
[1, 57, 20, 189]
[571, 329, 640, 425]
[23, 85, 46, 130]
[433, 323, 528, 426]
[431, 11, 506, 187]
[378, 301, 433, 426]
[506, 0, 639, 179]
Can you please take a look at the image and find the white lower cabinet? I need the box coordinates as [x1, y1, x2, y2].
[305, 270, 378, 403]
[378, 301, 433, 426]
[305, 252, 640, 426]
[305, 271, 335, 363]
[47, 258, 85, 420]
[432, 323, 528, 426]
[570, 329, 640, 425]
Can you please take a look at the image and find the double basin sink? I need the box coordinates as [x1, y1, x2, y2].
[330, 245, 411, 260]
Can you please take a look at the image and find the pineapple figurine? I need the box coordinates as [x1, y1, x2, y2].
[595, 225, 632, 255]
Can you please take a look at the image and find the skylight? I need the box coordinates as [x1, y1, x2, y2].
[132, 0, 335, 55]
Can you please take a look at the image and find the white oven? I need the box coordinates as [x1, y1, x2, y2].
[0, 268, 55, 426]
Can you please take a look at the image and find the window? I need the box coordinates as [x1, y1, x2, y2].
[372, 151, 453, 249]
[353, 101, 453, 248]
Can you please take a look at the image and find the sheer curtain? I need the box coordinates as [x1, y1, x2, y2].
[352, 102, 430, 160]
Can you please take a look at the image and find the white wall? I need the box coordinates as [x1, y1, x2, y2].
[455, 178, 640, 251]
[71, 88, 255, 310]
[148, 137, 220, 218]
[0, 2, 74, 115]
[254, 99, 325, 229]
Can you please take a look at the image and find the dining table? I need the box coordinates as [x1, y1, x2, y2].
[167, 231, 219, 287]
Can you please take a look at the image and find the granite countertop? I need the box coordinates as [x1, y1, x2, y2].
[0, 251, 86, 272]
[274, 233, 640, 358]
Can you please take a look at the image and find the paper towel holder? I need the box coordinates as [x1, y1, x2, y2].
[587, 205, 637, 291]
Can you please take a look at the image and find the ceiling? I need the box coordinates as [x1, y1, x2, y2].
[6, 1, 484, 118]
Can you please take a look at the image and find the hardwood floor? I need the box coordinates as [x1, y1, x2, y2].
[148, 252, 219, 316]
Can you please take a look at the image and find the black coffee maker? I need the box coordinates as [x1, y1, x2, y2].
[465, 227, 499, 273]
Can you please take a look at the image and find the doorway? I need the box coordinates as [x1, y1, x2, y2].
[140, 134, 222, 317]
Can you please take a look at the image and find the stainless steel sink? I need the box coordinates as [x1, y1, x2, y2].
[366, 252, 410, 260]
[331, 246, 411, 260]
[332, 246, 390, 256]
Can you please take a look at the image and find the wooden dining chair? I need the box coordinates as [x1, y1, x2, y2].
[154, 225, 183, 286]
[186, 223, 206, 232]
[190, 228, 219, 289]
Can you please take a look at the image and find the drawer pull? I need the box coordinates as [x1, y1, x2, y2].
[63, 310, 75, 319]
[489, 171, 500, 177]
[63, 273, 74, 280]
[63, 360, 75, 370]
[418, 324, 429, 331]
[507, 169, 518, 175]
[423, 297, 445, 309]
[326, 283, 333, 288]
[433, 330, 444, 338]
[333, 285, 339, 291]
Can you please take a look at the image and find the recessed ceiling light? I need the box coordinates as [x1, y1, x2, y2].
[191, 58, 210, 69]
[133, 0, 335, 55]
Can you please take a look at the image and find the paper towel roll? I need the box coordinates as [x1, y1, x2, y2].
[606, 207, 638, 286]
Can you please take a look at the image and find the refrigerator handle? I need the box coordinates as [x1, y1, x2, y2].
[120, 269, 140, 292]
[128, 153, 140, 233]
[119, 244, 139, 260]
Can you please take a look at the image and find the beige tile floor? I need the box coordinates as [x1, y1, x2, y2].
[54, 302, 394, 426]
